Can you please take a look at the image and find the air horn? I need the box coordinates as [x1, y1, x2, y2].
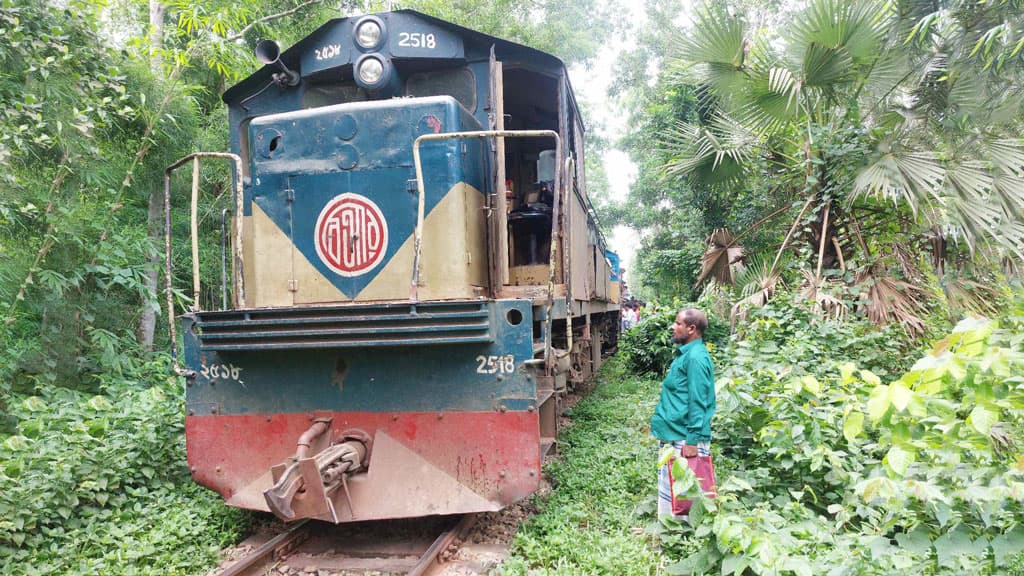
[256, 40, 300, 87]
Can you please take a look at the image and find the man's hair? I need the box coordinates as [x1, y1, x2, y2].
[679, 308, 708, 335]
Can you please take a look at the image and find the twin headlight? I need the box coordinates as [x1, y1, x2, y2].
[353, 17, 390, 91]
[356, 56, 385, 85]
[355, 19, 382, 49]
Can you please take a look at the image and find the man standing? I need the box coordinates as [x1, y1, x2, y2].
[652, 308, 716, 520]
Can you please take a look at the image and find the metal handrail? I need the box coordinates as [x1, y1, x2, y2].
[163, 152, 244, 374]
[411, 129, 561, 369]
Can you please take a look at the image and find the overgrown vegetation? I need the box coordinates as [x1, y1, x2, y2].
[662, 290, 1024, 575]
[619, 300, 730, 376]
[615, 0, 1023, 331]
[2, 0, 1021, 573]
[505, 288, 1024, 575]
[502, 362, 665, 575]
[0, 358, 250, 575]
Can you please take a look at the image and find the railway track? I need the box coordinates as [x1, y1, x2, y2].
[211, 514, 477, 576]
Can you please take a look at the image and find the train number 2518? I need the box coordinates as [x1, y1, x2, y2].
[200, 362, 243, 383]
[476, 354, 514, 374]
[398, 32, 436, 49]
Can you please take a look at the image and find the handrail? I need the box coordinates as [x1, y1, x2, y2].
[163, 152, 244, 374]
[562, 155, 575, 359]
[411, 129, 561, 370]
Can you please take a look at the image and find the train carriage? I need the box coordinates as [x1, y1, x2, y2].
[170, 9, 619, 524]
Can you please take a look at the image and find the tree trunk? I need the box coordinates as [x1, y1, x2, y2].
[137, 0, 167, 352]
[149, 1, 166, 73]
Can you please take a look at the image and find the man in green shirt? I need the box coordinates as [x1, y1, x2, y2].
[653, 308, 715, 520]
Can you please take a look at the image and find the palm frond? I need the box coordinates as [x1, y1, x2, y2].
[802, 42, 856, 87]
[730, 255, 783, 326]
[860, 50, 913, 117]
[941, 277, 1004, 318]
[662, 114, 759, 184]
[852, 147, 945, 212]
[674, 5, 750, 102]
[941, 152, 1024, 259]
[677, 5, 747, 68]
[946, 68, 994, 118]
[787, 0, 888, 66]
[982, 138, 1024, 175]
[695, 228, 745, 286]
[993, 172, 1024, 222]
[735, 64, 804, 134]
[855, 265, 928, 336]
[798, 268, 848, 321]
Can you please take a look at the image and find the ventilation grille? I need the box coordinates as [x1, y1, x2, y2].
[192, 301, 492, 351]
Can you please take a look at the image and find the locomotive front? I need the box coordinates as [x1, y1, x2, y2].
[172, 10, 619, 524]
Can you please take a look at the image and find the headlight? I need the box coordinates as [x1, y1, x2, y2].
[357, 56, 384, 85]
[355, 20, 382, 49]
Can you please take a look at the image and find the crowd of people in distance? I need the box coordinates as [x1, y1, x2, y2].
[620, 301, 644, 331]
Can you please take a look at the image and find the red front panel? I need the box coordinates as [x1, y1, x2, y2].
[186, 411, 541, 521]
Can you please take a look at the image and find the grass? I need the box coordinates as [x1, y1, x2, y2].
[501, 358, 695, 575]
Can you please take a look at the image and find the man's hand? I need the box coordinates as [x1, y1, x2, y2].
[682, 444, 698, 458]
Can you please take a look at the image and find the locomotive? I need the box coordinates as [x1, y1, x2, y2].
[166, 9, 620, 524]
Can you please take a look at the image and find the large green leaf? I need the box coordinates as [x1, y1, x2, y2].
[991, 527, 1024, 567]
[968, 404, 998, 436]
[853, 148, 946, 213]
[867, 383, 891, 421]
[787, 0, 887, 63]
[843, 411, 864, 443]
[885, 445, 915, 476]
[677, 6, 746, 68]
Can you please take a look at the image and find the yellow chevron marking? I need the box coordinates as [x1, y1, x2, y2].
[291, 182, 487, 303]
[244, 203, 299, 308]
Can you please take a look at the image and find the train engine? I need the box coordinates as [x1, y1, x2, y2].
[168, 9, 619, 524]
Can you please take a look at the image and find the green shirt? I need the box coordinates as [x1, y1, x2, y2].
[650, 338, 716, 444]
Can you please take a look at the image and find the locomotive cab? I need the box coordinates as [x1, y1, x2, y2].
[171, 9, 620, 524]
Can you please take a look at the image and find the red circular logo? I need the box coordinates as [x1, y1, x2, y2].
[314, 193, 389, 277]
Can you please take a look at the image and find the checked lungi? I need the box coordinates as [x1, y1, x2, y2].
[657, 440, 711, 521]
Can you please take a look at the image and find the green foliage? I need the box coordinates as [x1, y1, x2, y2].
[662, 293, 1024, 576]
[620, 0, 1023, 324]
[502, 362, 665, 575]
[0, 0, 207, 396]
[733, 293, 915, 379]
[396, 0, 616, 66]
[619, 300, 730, 376]
[0, 356, 250, 574]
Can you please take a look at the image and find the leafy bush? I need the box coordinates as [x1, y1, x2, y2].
[663, 295, 1024, 575]
[619, 300, 730, 376]
[0, 357, 250, 575]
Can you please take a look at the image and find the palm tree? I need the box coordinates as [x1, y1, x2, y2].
[662, 0, 1024, 331]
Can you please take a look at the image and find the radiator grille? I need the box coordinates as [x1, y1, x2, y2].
[190, 301, 492, 351]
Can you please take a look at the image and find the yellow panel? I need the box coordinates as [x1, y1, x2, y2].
[509, 264, 550, 286]
[246, 203, 295, 308]
[241, 214, 255, 305]
[361, 181, 487, 301]
[609, 282, 621, 303]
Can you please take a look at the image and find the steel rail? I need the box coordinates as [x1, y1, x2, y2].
[213, 519, 310, 576]
[209, 514, 473, 576]
[409, 514, 477, 576]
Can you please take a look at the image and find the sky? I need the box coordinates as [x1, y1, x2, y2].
[567, 4, 647, 279]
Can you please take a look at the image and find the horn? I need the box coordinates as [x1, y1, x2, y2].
[256, 40, 299, 87]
